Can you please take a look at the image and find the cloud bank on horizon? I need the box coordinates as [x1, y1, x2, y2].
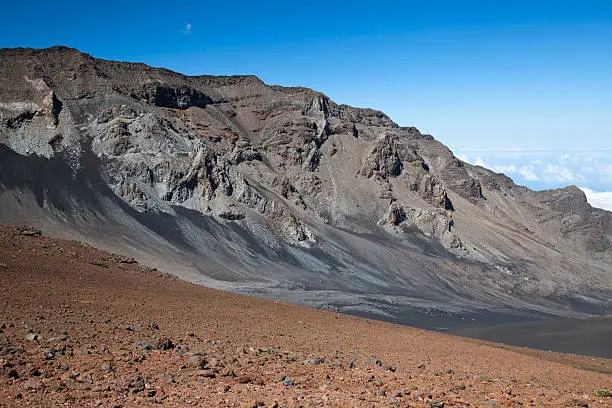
[455, 148, 612, 212]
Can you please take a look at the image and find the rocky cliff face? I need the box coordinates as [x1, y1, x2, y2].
[0, 46, 610, 325]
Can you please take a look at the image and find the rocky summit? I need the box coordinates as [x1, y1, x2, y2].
[0, 46, 610, 325]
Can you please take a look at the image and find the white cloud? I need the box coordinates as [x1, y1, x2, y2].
[580, 187, 612, 212]
[543, 164, 583, 183]
[183, 23, 192, 34]
[519, 165, 539, 181]
[450, 147, 612, 191]
[602, 165, 612, 182]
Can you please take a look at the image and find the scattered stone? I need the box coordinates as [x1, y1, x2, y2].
[135, 341, 152, 350]
[303, 356, 323, 365]
[220, 367, 235, 377]
[595, 389, 612, 398]
[567, 398, 589, 407]
[24, 331, 40, 341]
[18, 229, 42, 237]
[430, 400, 444, 408]
[23, 378, 44, 391]
[186, 355, 206, 368]
[240, 401, 264, 408]
[484, 399, 500, 408]
[378, 389, 387, 396]
[129, 374, 146, 394]
[282, 376, 294, 386]
[155, 337, 174, 350]
[174, 343, 189, 353]
[197, 369, 216, 378]
[101, 361, 113, 372]
[29, 368, 42, 377]
[236, 375, 253, 384]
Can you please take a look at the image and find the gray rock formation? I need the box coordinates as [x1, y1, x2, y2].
[0, 46, 610, 326]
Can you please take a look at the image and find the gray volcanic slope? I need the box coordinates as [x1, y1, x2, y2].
[0, 46, 610, 327]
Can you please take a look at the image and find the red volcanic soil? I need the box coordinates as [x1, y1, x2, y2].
[0, 225, 610, 407]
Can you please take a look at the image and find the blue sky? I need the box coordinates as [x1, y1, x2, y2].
[2, 1, 611, 209]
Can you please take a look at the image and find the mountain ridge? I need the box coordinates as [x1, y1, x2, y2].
[0, 46, 610, 326]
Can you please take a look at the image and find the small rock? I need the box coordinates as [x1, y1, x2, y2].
[240, 401, 264, 408]
[129, 375, 145, 394]
[174, 343, 189, 353]
[236, 375, 253, 384]
[135, 341, 152, 350]
[197, 369, 216, 378]
[29, 368, 42, 377]
[24, 332, 39, 341]
[378, 389, 387, 396]
[303, 357, 323, 365]
[568, 398, 589, 407]
[155, 337, 174, 350]
[430, 400, 444, 408]
[186, 355, 206, 368]
[282, 376, 294, 386]
[19, 229, 42, 237]
[220, 367, 235, 377]
[484, 399, 500, 408]
[101, 361, 113, 372]
[23, 379, 44, 391]
[7, 369, 18, 379]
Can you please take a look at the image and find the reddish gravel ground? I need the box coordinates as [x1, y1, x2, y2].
[0, 225, 610, 407]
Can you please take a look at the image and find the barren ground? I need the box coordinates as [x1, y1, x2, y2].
[0, 225, 610, 407]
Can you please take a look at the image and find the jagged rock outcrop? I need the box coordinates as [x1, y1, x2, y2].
[0, 46, 610, 323]
[359, 134, 403, 179]
[381, 201, 464, 255]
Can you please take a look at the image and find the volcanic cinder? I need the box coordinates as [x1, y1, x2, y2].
[0, 225, 610, 407]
